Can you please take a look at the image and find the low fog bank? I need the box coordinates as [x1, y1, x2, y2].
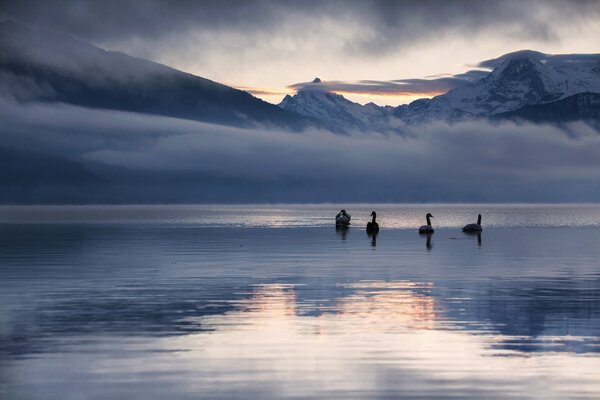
[1, 99, 600, 203]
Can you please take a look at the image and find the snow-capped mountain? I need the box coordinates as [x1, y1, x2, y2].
[281, 51, 600, 130]
[397, 50, 600, 125]
[279, 78, 394, 133]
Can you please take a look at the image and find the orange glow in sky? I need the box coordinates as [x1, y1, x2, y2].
[233, 85, 446, 107]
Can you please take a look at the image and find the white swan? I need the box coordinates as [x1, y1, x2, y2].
[418, 213, 434, 233]
[462, 214, 483, 232]
[335, 209, 351, 226]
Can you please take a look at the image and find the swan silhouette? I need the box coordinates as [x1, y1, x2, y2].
[462, 214, 483, 232]
[366, 211, 379, 233]
[418, 213, 434, 234]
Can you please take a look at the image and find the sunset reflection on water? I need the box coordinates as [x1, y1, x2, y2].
[3, 207, 600, 399]
[154, 281, 600, 399]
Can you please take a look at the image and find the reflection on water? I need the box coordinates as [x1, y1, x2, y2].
[421, 232, 433, 250]
[7, 280, 597, 400]
[183, 282, 600, 399]
[366, 230, 378, 247]
[5, 203, 600, 228]
[463, 231, 482, 246]
[335, 225, 349, 240]
[2, 205, 600, 399]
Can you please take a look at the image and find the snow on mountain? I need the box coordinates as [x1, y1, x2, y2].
[278, 78, 394, 133]
[281, 51, 600, 129]
[397, 50, 600, 125]
[3, 21, 596, 133]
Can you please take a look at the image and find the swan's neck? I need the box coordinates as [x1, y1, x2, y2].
[371, 214, 376, 223]
[477, 215, 482, 225]
[426, 215, 431, 226]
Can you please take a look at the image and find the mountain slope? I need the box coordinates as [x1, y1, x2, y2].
[0, 20, 314, 129]
[497, 92, 600, 122]
[0, 146, 110, 204]
[395, 50, 600, 125]
[280, 51, 600, 129]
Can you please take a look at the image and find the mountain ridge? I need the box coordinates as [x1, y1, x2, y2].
[0, 20, 318, 130]
[280, 50, 600, 130]
[1, 20, 599, 133]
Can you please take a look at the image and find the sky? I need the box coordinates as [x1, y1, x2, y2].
[1, 0, 600, 106]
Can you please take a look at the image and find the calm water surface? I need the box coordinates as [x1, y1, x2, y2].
[1, 204, 600, 399]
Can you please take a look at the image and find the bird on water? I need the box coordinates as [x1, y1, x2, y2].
[366, 211, 380, 233]
[418, 213, 434, 234]
[335, 209, 351, 226]
[462, 214, 483, 232]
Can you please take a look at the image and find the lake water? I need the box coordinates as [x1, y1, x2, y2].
[1, 204, 600, 399]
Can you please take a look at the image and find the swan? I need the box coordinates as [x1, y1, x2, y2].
[462, 214, 483, 232]
[366, 211, 380, 233]
[335, 209, 351, 226]
[418, 213, 434, 233]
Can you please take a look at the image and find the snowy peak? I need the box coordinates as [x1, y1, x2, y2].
[278, 81, 392, 132]
[482, 50, 600, 103]
[279, 51, 600, 129]
[400, 50, 600, 124]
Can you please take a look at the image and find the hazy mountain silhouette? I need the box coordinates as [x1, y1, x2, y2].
[0, 147, 111, 204]
[496, 92, 600, 123]
[0, 20, 317, 130]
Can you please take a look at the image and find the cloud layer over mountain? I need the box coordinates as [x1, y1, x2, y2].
[3, 0, 599, 105]
[288, 70, 490, 97]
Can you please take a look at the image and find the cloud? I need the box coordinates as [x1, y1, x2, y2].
[3, 1, 599, 52]
[2, 98, 600, 202]
[2, 0, 600, 104]
[478, 50, 600, 69]
[288, 70, 489, 97]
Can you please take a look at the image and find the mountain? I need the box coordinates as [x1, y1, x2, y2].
[497, 92, 600, 123]
[278, 78, 394, 133]
[0, 146, 110, 204]
[395, 50, 600, 125]
[1, 19, 598, 131]
[280, 51, 600, 129]
[0, 20, 315, 130]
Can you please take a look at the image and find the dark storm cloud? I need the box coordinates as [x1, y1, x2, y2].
[2, 98, 600, 202]
[0, 0, 326, 42]
[289, 70, 489, 96]
[1, 0, 599, 54]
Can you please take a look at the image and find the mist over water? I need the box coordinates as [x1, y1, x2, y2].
[2, 204, 600, 399]
[3, 99, 600, 203]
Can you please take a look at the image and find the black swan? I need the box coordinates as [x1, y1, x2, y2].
[418, 213, 434, 234]
[462, 214, 483, 232]
[366, 211, 379, 233]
